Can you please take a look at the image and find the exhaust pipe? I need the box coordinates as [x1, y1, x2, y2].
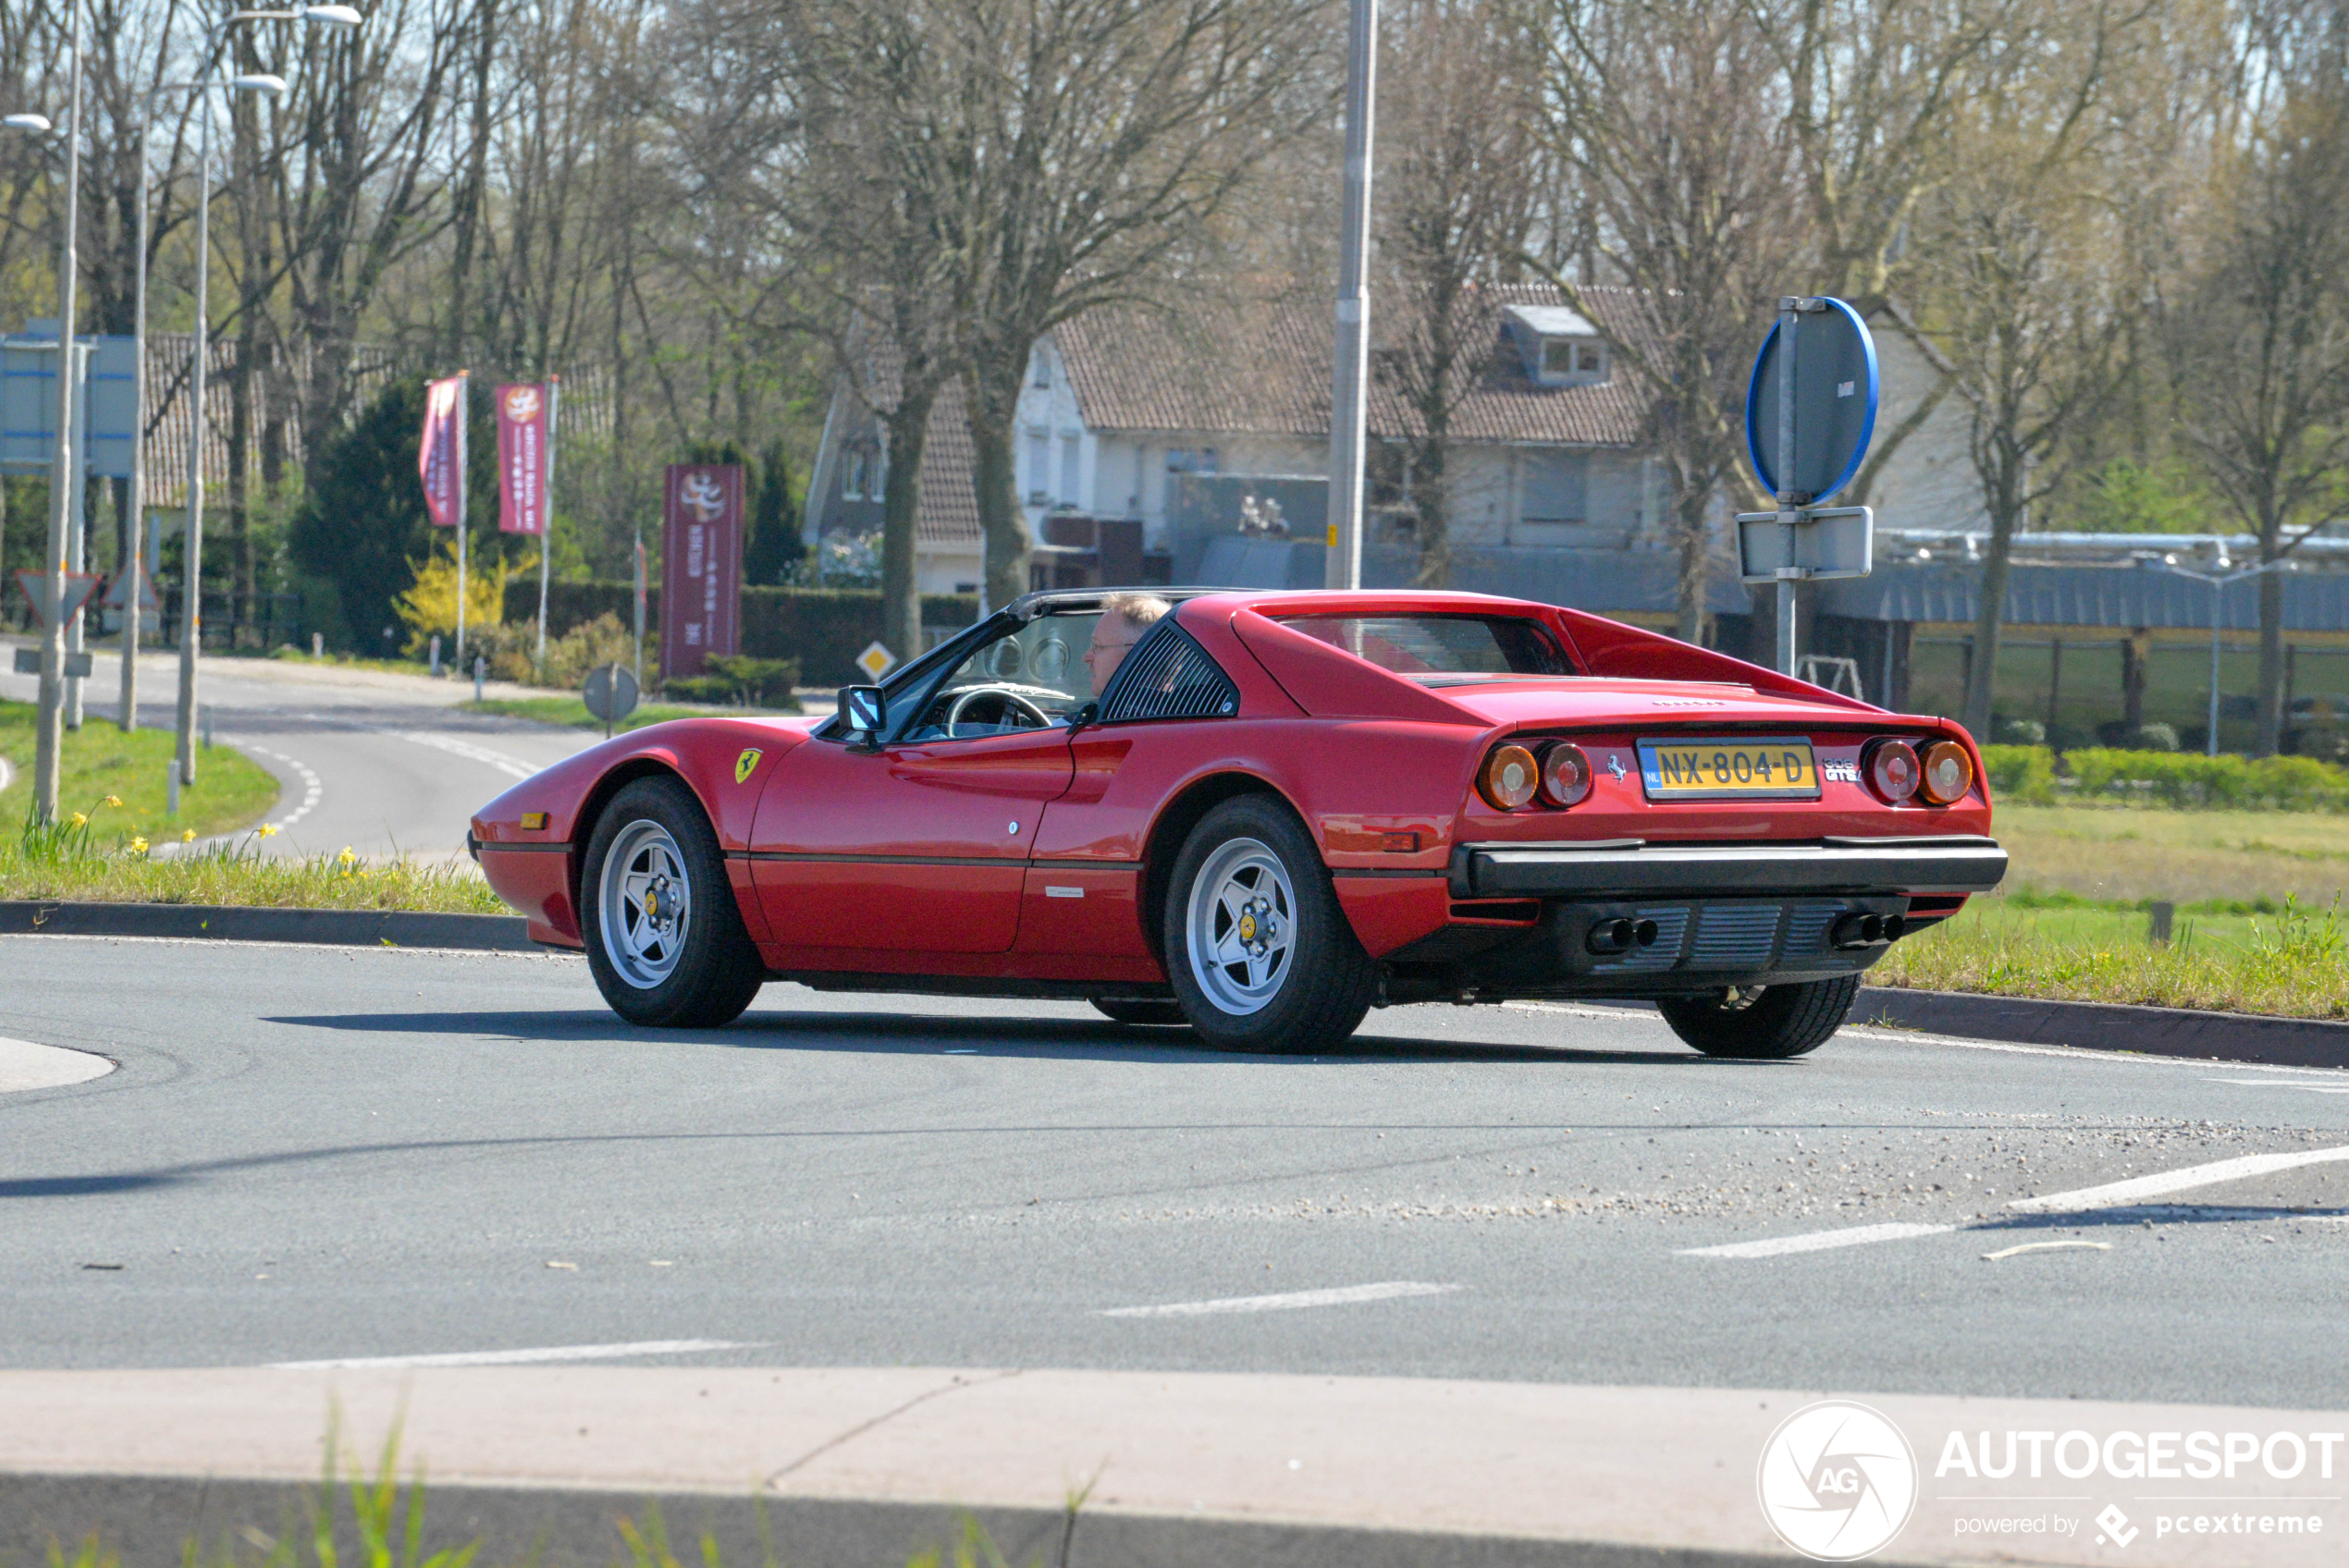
[1587, 917, 1662, 956]
[1831, 912, 1905, 950]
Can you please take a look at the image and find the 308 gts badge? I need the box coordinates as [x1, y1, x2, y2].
[734, 748, 763, 784]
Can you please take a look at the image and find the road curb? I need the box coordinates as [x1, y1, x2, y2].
[1858, 986, 2349, 1069]
[0, 900, 537, 951]
[2, 1475, 1788, 1568]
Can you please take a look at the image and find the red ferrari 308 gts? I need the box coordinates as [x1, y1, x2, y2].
[470, 589, 2006, 1058]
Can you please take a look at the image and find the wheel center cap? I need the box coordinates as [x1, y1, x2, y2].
[1238, 912, 1258, 943]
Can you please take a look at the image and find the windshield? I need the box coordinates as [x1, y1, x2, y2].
[1274, 614, 1576, 678]
[899, 611, 1103, 741]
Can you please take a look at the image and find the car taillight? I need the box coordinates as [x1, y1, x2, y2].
[1478, 743, 1541, 810]
[1864, 739, 1921, 802]
[1538, 742, 1593, 807]
[1919, 740, 1974, 805]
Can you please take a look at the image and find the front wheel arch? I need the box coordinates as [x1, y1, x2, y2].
[569, 758, 696, 922]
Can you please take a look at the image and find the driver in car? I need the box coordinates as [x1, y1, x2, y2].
[1081, 593, 1171, 700]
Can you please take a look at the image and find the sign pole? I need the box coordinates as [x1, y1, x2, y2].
[1323, 0, 1376, 591]
[455, 371, 469, 668]
[537, 374, 557, 668]
[1774, 298, 1800, 677]
[32, 3, 84, 821]
[66, 369, 86, 730]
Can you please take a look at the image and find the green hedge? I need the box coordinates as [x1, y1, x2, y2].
[502, 582, 980, 686]
[1981, 744, 2059, 805]
[1980, 744, 2349, 812]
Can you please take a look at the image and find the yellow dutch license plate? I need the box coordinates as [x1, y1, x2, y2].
[1637, 737, 1820, 801]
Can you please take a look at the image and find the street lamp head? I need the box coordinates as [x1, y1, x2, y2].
[301, 4, 365, 27]
[2, 113, 55, 134]
[230, 73, 289, 97]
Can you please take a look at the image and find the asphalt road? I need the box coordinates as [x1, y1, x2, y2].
[0, 643, 597, 859]
[6, 935, 2346, 1407]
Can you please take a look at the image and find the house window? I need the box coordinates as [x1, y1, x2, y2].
[1027, 431, 1052, 504]
[1032, 352, 1052, 389]
[1521, 451, 1589, 523]
[1541, 338, 1605, 381]
[842, 447, 868, 501]
[1060, 436, 1081, 507]
[1166, 447, 1219, 474]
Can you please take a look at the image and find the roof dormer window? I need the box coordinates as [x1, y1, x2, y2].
[1505, 303, 1608, 387]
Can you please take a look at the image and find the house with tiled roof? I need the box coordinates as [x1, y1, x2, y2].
[802, 283, 1684, 606]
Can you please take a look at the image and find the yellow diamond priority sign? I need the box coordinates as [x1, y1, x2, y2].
[855, 641, 897, 682]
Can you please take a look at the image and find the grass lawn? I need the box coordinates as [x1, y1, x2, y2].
[465, 695, 806, 732]
[0, 698, 277, 844]
[0, 843, 510, 913]
[1874, 800, 2347, 1017]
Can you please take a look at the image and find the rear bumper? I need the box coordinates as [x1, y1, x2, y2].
[1447, 835, 2008, 900]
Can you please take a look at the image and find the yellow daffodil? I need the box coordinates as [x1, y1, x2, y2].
[181, 828, 196, 842]
[129, 837, 149, 855]
[102, 795, 121, 808]
[337, 846, 357, 865]
[258, 824, 278, 838]
[70, 812, 88, 828]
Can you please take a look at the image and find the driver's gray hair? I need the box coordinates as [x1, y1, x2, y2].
[1102, 592, 1172, 630]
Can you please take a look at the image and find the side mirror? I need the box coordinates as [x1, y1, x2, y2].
[839, 684, 887, 748]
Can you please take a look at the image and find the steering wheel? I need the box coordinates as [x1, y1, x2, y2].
[946, 685, 1055, 738]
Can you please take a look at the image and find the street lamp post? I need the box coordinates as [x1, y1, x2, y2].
[172, 4, 362, 786]
[2147, 553, 2296, 757]
[1323, 0, 1376, 592]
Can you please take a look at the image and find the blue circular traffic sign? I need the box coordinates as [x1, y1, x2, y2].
[1744, 298, 1879, 506]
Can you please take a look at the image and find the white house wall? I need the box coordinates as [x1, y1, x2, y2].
[1863, 318, 1990, 533]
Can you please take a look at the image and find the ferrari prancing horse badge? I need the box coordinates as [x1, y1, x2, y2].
[734, 748, 763, 784]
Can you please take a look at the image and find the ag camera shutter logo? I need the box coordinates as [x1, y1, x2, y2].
[1757, 1400, 1919, 1561]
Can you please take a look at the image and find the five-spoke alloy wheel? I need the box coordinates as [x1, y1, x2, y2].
[1164, 795, 1376, 1052]
[581, 777, 765, 1028]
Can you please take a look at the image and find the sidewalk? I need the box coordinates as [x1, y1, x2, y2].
[4, 1366, 2341, 1566]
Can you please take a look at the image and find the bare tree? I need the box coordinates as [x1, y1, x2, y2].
[1920, 0, 2175, 738]
[1528, 0, 1812, 643]
[1373, 0, 1542, 586]
[2171, 3, 2349, 754]
[947, 0, 1333, 608]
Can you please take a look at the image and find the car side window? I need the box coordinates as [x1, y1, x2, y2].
[899, 612, 1101, 742]
[1097, 621, 1240, 724]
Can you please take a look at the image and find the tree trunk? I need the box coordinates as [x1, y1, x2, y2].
[2256, 517, 2285, 757]
[1961, 466, 2024, 740]
[1673, 486, 1710, 644]
[965, 361, 1032, 612]
[1410, 438, 1448, 588]
[2122, 628, 2148, 731]
[879, 392, 932, 664]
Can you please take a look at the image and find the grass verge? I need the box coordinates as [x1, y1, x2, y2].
[1873, 892, 2348, 1020]
[464, 695, 803, 732]
[0, 698, 277, 843]
[0, 828, 509, 913]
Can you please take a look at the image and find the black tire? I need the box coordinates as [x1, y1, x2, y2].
[1655, 974, 1859, 1060]
[1163, 795, 1376, 1053]
[580, 776, 765, 1028]
[1089, 998, 1190, 1027]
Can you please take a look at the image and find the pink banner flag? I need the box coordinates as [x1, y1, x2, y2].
[496, 383, 549, 535]
[660, 464, 744, 680]
[418, 375, 466, 528]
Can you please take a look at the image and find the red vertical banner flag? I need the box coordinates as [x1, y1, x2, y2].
[418, 375, 466, 528]
[660, 464, 744, 680]
[496, 383, 550, 535]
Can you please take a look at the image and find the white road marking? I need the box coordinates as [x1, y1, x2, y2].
[2204, 1077, 2349, 1096]
[1678, 1221, 1954, 1259]
[240, 743, 325, 831]
[400, 730, 539, 781]
[0, 1037, 116, 1094]
[2007, 1145, 2349, 1213]
[1982, 1240, 2111, 1261]
[269, 1338, 757, 1369]
[1098, 1281, 1459, 1318]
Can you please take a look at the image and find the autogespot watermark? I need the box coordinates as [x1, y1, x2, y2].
[1757, 1401, 1921, 1561]
[1758, 1403, 2345, 1561]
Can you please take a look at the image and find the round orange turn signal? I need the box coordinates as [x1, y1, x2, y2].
[1478, 743, 1542, 810]
[1918, 740, 1974, 804]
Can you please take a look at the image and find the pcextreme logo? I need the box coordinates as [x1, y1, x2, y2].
[734, 748, 763, 784]
[1757, 1401, 1920, 1561]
